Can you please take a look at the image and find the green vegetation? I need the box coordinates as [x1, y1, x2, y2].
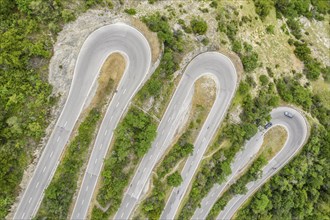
[140, 132, 193, 219]
[259, 75, 269, 86]
[136, 12, 185, 117]
[190, 17, 208, 35]
[0, 0, 112, 217]
[236, 126, 329, 219]
[253, 0, 273, 20]
[216, 8, 259, 73]
[233, 41, 259, 73]
[253, 0, 329, 21]
[276, 77, 329, 128]
[292, 41, 325, 80]
[274, 0, 329, 20]
[265, 25, 275, 34]
[124, 8, 136, 15]
[207, 156, 267, 219]
[91, 107, 157, 219]
[157, 137, 194, 179]
[177, 81, 279, 219]
[212, 73, 330, 219]
[167, 171, 183, 187]
[36, 109, 100, 219]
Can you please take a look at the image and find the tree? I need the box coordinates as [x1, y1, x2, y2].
[167, 172, 183, 187]
[251, 194, 270, 214]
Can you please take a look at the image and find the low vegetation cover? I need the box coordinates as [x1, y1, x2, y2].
[0, 0, 113, 217]
[136, 12, 185, 117]
[91, 107, 157, 218]
[140, 132, 194, 219]
[216, 7, 260, 73]
[36, 108, 100, 219]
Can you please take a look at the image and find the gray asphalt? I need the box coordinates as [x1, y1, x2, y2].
[13, 23, 151, 220]
[114, 52, 237, 220]
[212, 106, 308, 220]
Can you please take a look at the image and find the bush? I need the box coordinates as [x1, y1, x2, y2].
[265, 25, 275, 34]
[61, 9, 75, 22]
[190, 17, 208, 35]
[242, 52, 259, 72]
[287, 18, 302, 39]
[124, 8, 136, 15]
[253, 0, 273, 20]
[259, 75, 269, 86]
[167, 172, 183, 187]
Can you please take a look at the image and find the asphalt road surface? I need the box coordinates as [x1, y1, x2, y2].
[13, 23, 151, 220]
[114, 52, 237, 220]
[199, 106, 308, 220]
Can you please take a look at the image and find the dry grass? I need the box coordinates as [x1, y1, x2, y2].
[90, 53, 126, 108]
[187, 76, 216, 142]
[301, 15, 330, 67]
[260, 125, 288, 160]
[312, 78, 330, 109]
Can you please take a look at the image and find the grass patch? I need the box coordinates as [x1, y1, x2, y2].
[259, 125, 288, 160]
[36, 53, 125, 219]
[312, 78, 330, 109]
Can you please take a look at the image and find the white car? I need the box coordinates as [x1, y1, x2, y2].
[284, 111, 293, 118]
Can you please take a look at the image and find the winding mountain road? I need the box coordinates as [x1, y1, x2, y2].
[13, 22, 308, 220]
[115, 52, 237, 220]
[13, 23, 151, 220]
[192, 107, 308, 219]
[217, 107, 308, 220]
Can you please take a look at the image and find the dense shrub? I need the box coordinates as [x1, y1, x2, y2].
[190, 17, 208, 35]
[124, 8, 137, 15]
[167, 172, 183, 187]
[253, 0, 273, 20]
